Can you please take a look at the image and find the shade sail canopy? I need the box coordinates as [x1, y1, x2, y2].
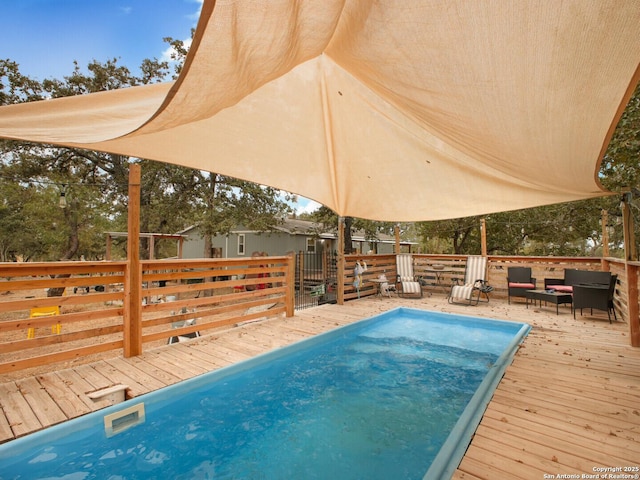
[1, 0, 639, 221]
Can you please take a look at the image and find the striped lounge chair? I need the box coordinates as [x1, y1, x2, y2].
[448, 256, 492, 305]
[396, 254, 423, 298]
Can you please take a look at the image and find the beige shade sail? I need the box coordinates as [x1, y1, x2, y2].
[1, 0, 639, 221]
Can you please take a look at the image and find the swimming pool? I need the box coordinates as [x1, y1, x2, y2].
[0, 307, 530, 479]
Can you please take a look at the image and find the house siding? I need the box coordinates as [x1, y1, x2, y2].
[179, 220, 408, 259]
[181, 229, 331, 259]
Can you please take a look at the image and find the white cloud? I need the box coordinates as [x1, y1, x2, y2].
[186, 0, 204, 21]
[277, 192, 321, 215]
[293, 198, 322, 216]
[160, 0, 201, 63]
[161, 37, 193, 63]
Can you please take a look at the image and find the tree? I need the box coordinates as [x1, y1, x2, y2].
[416, 216, 479, 254]
[414, 84, 640, 257]
[308, 206, 401, 254]
[1, 46, 293, 263]
[197, 174, 293, 258]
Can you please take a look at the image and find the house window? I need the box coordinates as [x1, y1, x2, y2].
[238, 234, 246, 255]
[306, 238, 316, 253]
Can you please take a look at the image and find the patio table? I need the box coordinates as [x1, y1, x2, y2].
[370, 278, 393, 298]
[422, 267, 452, 294]
[526, 289, 572, 315]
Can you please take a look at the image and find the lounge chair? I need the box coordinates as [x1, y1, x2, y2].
[396, 254, 423, 298]
[448, 256, 492, 305]
[507, 267, 536, 304]
[167, 307, 201, 344]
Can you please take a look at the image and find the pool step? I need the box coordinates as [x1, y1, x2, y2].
[87, 384, 129, 405]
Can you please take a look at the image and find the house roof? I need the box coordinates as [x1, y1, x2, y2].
[1, 1, 638, 221]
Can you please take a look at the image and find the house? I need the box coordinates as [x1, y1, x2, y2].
[179, 218, 416, 259]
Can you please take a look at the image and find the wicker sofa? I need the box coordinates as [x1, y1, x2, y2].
[543, 268, 612, 293]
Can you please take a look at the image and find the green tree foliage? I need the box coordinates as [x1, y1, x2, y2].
[307, 206, 399, 253]
[2, 47, 639, 260]
[0, 41, 292, 262]
[415, 84, 640, 257]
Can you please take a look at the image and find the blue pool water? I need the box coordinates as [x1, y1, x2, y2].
[0, 308, 529, 480]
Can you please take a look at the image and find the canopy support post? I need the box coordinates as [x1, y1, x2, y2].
[337, 217, 345, 305]
[480, 218, 487, 256]
[601, 209, 610, 257]
[124, 164, 142, 357]
[622, 192, 639, 347]
[394, 224, 400, 254]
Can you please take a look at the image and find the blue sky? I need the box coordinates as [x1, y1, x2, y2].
[1, 0, 201, 81]
[1, 0, 320, 215]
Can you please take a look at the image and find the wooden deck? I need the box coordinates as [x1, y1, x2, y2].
[1, 293, 639, 478]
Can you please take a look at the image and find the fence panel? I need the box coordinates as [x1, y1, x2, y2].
[0, 262, 127, 374]
[340, 254, 397, 301]
[294, 251, 337, 310]
[140, 257, 291, 345]
[0, 256, 294, 374]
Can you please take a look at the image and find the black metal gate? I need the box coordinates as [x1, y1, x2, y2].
[294, 250, 337, 310]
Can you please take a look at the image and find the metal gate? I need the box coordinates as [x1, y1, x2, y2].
[294, 250, 338, 310]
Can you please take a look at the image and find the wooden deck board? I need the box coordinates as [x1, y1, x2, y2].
[458, 447, 539, 479]
[461, 442, 551, 479]
[0, 294, 639, 479]
[490, 389, 638, 439]
[485, 401, 640, 455]
[136, 351, 196, 381]
[479, 412, 635, 465]
[0, 382, 42, 438]
[35, 373, 92, 419]
[158, 347, 218, 374]
[0, 407, 13, 443]
[103, 357, 169, 393]
[73, 365, 113, 391]
[53, 369, 112, 411]
[122, 356, 183, 386]
[183, 342, 236, 369]
[90, 362, 152, 398]
[14, 377, 67, 429]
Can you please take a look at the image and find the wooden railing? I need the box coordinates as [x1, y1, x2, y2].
[1, 253, 638, 375]
[0, 256, 295, 374]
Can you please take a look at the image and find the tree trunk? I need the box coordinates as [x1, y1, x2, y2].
[202, 174, 219, 297]
[344, 217, 354, 254]
[48, 203, 79, 297]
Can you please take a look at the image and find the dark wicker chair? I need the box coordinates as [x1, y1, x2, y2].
[572, 274, 618, 323]
[506, 267, 536, 304]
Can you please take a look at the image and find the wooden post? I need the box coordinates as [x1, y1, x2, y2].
[394, 224, 400, 254]
[298, 251, 305, 304]
[628, 264, 640, 347]
[106, 234, 112, 260]
[178, 237, 184, 259]
[285, 253, 295, 317]
[480, 218, 487, 256]
[322, 248, 327, 279]
[601, 210, 610, 257]
[622, 193, 637, 261]
[622, 193, 640, 347]
[337, 217, 345, 305]
[123, 164, 142, 357]
[148, 235, 155, 260]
